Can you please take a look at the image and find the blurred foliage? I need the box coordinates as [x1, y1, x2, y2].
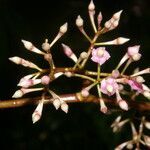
[0, 0, 149, 149]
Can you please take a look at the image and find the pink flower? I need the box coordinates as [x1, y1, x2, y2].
[91, 47, 110, 65]
[127, 79, 143, 93]
[127, 45, 141, 61]
[101, 77, 118, 96]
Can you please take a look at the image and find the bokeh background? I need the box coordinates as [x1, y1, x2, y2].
[0, 0, 149, 149]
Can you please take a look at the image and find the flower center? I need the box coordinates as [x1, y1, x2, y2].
[97, 49, 104, 57]
[106, 85, 113, 93]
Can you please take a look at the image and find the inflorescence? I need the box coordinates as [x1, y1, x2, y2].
[8, 0, 150, 149]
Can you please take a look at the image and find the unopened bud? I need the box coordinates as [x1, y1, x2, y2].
[104, 21, 111, 29]
[81, 89, 89, 97]
[12, 88, 43, 98]
[9, 57, 22, 64]
[64, 71, 73, 77]
[32, 100, 44, 124]
[22, 40, 45, 55]
[126, 143, 133, 149]
[112, 70, 120, 78]
[62, 43, 73, 57]
[136, 76, 145, 83]
[59, 23, 68, 34]
[41, 75, 50, 85]
[80, 52, 88, 59]
[88, 0, 95, 11]
[61, 43, 77, 62]
[99, 99, 107, 114]
[21, 40, 33, 49]
[118, 100, 128, 111]
[76, 15, 83, 27]
[97, 12, 102, 27]
[143, 91, 150, 99]
[104, 10, 123, 32]
[12, 89, 24, 98]
[143, 135, 150, 147]
[115, 37, 130, 45]
[42, 39, 50, 51]
[61, 103, 68, 113]
[53, 98, 61, 110]
[113, 10, 123, 20]
[144, 121, 150, 130]
[18, 78, 41, 88]
[18, 79, 33, 88]
[54, 72, 63, 78]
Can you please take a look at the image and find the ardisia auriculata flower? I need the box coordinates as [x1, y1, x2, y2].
[100, 77, 118, 96]
[91, 47, 110, 65]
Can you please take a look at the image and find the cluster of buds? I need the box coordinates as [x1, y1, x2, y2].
[9, 22, 68, 123]
[112, 116, 150, 150]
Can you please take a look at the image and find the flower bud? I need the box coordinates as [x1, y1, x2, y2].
[61, 43, 77, 62]
[76, 15, 83, 27]
[104, 10, 123, 32]
[54, 72, 63, 78]
[18, 79, 33, 88]
[113, 10, 123, 20]
[143, 91, 150, 99]
[42, 39, 50, 51]
[144, 121, 150, 129]
[135, 76, 145, 83]
[22, 40, 45, 55]
[41, 75, 50, 85]
[112, 70, 120, 78]
[88, 0, 95, 11]
[118, 100, 128, 111]
[32, 100, 44, 124]
[104, 21, 111, 29]
[9, 57, 22, 64]
[12, 89, 24, 98]
[61, 102, 68, 113]
[80, 52, 88, 59]
[62, 43, 73, 57]
[143, 135, 150, 147]
[59, 22, 68, 34]
[22, 40, 33, 49]
[81, 89, 89, 97]
[99, 98, 107, 114]
[64, 71, 73, 78]
[53, 98, 61, 110]
[126, 143, 133, 149]
[97, 12, 102, 27]
[18, 79, 41, 88]
[114, 37, 130, 45]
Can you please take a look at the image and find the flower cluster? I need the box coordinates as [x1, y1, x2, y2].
[9, 1, 150, 149]
[111, 116, 150, 150]
[9, 0, 149, 120]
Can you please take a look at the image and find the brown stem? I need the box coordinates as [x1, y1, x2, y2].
[0, 94, 149, 112]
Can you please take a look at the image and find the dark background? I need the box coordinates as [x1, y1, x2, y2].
[0, 0, 149, 150]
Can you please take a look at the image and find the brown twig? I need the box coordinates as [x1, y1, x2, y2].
[0, 94, 149, 111]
